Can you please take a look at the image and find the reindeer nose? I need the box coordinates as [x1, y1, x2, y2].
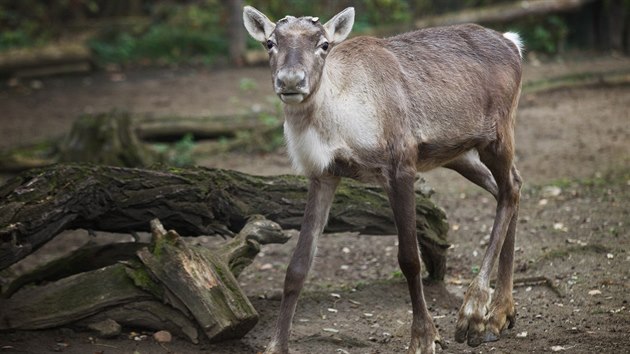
[276, 70, 306, 91]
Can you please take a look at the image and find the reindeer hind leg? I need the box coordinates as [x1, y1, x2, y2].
[455, 136, 521, 347]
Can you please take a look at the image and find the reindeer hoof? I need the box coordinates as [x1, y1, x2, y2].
[483, 330, 499, 343]
[455, 281, 491, 347]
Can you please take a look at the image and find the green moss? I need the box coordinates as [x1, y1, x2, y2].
[126, 266, 163, 298]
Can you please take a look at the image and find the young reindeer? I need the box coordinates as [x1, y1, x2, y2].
[244, 6, 523, 354]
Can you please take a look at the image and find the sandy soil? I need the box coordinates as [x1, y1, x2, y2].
[0, 54, 629, 354]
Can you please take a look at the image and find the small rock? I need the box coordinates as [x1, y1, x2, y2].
[607, 253, 614, 259]
[323, 328, 339, 333]
[50, 342, 69, 352]
[30, 80, 43, 90]
[153, 330, 172, 343]
[588, 289, 602, 296]
[551, 345, 567, 351]
[516, 331, 528, 338]
[259, 263, 273, 270]
[553, 223, 568, 232]
[566, 238, 588, 246]
[543, 186, 562, 197]
[7, 77, 19, 87]
[87, 319, 121, 338]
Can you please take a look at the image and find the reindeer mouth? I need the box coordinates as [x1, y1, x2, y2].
[279, 92, 305, 104]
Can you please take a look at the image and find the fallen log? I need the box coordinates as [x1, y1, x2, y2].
[1, 241, 145, 298]
[1, 215, 288, 299]
[0, 217, 288, 342]
[0, 164, 449, 280]
[135, 113, 279, 141]
[415, 0, 597, 29]
[0, 41, 92, 77]
[0, 263, 152, 330]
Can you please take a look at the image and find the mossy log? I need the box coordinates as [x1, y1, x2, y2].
[1, 241, 145, 298]
[0, 263, 152, 330]
[0, 164, 449, 280]
[0, 217, 287, 342]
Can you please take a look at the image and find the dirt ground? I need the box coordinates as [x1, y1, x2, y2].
[0, 53, 629, 354]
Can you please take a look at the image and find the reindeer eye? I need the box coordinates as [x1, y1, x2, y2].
[266, 40, 275, 50]
[321, 42, 329, 51]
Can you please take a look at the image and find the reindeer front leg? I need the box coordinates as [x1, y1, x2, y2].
[265, 176, 340, 354]
[385, 166, 443, 354]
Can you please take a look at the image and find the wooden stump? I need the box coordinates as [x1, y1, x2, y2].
[136, 219, 258, 341]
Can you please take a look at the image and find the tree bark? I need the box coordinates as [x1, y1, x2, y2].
[0, 164, 449, 279]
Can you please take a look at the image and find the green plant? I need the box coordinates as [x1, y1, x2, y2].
[89, 1, 228, 65]
[391, 269, 404, 279]
[508, 15, 569, 54]
[152, 133, 197, 167]
[239, 78, 258, 92]
[171, 133, 196, 167]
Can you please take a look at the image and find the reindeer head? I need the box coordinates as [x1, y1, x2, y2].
[243, 6, 354, 105]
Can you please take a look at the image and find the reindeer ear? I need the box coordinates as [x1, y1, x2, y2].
[243, 6, 275, 42]
[323, 7, 355, 44]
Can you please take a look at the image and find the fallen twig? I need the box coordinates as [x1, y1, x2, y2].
[510, 276, 566, 298]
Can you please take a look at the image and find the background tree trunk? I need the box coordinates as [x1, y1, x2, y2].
[228, 0, 246, 67]
[0, 164, 449, 280]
